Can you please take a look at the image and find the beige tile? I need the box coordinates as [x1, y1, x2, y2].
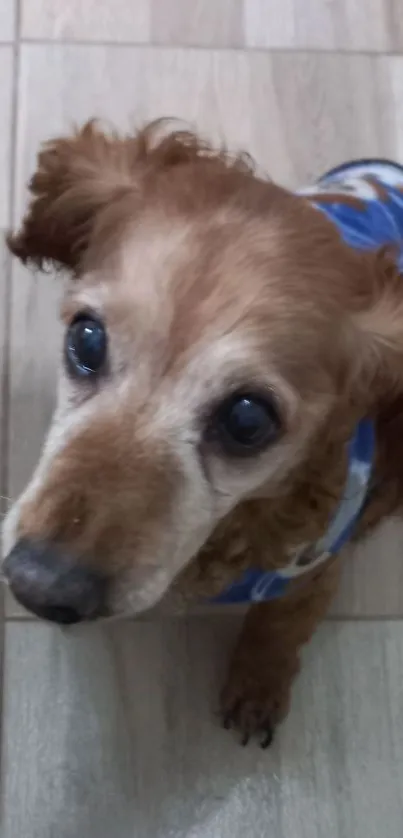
[383, 57, 403, 160]
[263, 52, 394, 184]
[0, 0, 15, 42]
[13, 47, 396, 213]
[7, 262, 62, 501]
[11, 44, 294, 210]
[0, 47, 13, 227]
[20, 0, 150, 42]
[0, 234, 9, 513]
[21, 0, 245, 45]
[12, 44, 397, 232]
[2, 619, 403, 838]
[0, 234, 10, 727]
[331, 519, 403, 617]
[18, 0, 403, 51]
[244, 0, 400, 52]
[151, 0, 243, 47]
[387, 1, 403, 52]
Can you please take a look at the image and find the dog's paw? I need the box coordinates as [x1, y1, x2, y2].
[220, 657, 297, 748]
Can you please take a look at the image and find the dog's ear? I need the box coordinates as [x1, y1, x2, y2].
[348, 246, 403, 402]
[7, 120, 145, 273]
[7, 119, 253, 275]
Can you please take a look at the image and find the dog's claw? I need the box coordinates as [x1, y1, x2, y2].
[221, 706, 275, 748]
[260, 725, 274, 750]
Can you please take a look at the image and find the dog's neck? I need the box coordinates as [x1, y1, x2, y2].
[210, 418, 374, 603]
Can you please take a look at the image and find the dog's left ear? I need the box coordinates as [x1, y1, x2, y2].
[348, 246, 403, 400]
[7, 121, 143, 273]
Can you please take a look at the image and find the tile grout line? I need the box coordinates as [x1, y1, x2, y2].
[0, 3, 22, 523]
[3, 613, 403, 623]
[0, 0, 22, 802]
[10, 37, 403, 57]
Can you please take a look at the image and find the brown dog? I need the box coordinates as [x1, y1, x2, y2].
[3, 121, 403, 746]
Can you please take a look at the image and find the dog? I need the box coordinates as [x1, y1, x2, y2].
[3, 121, 403, 747]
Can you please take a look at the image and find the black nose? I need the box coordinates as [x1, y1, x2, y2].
[3, 538, 107, 625]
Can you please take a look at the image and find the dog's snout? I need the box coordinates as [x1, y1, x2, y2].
[3, 538, 107, 624]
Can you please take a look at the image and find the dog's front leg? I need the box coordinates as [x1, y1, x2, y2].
[220, 559, 341, 747]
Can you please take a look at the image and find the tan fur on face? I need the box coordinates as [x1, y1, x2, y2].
[5, 121, 403, 619]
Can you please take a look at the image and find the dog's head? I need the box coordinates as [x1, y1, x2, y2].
[3, 121, 403, 623]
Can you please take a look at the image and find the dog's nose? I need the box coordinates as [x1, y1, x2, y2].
[3, 538, 107, 625]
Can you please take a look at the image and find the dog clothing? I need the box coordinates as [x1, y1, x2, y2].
[213, 159, 403, 604]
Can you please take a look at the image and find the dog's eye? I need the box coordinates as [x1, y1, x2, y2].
[65, 313, 107, 378]
[210, 392, 281, 456]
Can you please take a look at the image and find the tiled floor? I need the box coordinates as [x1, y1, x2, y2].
[2, 2, 403, 836]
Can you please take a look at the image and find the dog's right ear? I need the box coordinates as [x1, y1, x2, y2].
[7, 121, 142, 273]
[7, 118, 250, 274]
